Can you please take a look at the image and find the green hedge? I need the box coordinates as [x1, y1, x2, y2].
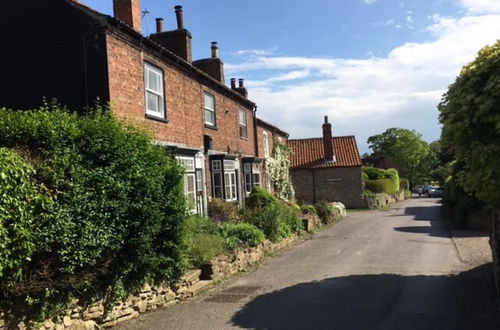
[364, 179, 398, 194]
[219, 223, 265, 250]
[0, 107, 187, 319]
[246, 186, 277, 210]
[400, 178, 410, 191]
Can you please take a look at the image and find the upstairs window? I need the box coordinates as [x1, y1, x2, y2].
[239, 109, 248, 139]
[204, 92, 216, 126]
[144, 63, 165, 118]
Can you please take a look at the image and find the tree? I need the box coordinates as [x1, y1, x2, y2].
[439, 40, 500, 206]
[367, 128, 437, 185]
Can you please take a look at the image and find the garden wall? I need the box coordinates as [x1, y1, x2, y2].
[0, 237, 299, 330]
[364, 190, 406, 209]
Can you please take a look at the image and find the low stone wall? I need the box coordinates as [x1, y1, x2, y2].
[0, 236, 301, 330]
[364, 190, 406, 209]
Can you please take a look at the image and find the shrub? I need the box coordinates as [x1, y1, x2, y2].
[0, 148, 52, 282]
[385, 168, 400, 192]
[246, 201, 301, 242]
[246, 186, 276, 210]
[208, 198, 240, 222]
[184, 216, 225, 268]
[400, 178, 410, 191]
[314, 201, 336, 224]
[364, 179, 398, 194]
[331, 202, 347, 218]
[0, 107, 187, 318]
[300, 204, 316, 215]
[362, 166, 387, 180]
[219, 223, 265, 250]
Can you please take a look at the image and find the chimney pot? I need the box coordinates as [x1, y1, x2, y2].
[322, 116, 334, 162]
[155, 18, 164, 33]
[211, 41, 219, 58]
[238, 78, 244, 88]
[174, 5, 184, 29]
[324, 115, 328, 123]
[230, 78, 236, 89]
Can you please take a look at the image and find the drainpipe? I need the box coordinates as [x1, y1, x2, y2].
[311, 169, 317, 203]
[253, 105, 259, 158]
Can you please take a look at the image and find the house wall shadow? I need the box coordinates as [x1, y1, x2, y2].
[231, 264, 499, 330]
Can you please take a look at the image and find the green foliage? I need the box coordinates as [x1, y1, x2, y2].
[314, 201, 340, 224]
[400, 178, 410, 191]
[362, 166, 387, 180]
[366, 128, 437, 185]
[246, 186, 277, 210]
[443, 176, 485, 226]
[300, 204, 317, 215]
[0, 149, 52, 282]
[385, 169, 400, 192]
[247, 201, 302, 242]
[184, 216, 224, 268]
[266, 141, 295, 200]
[0, 107, 187, 318]
[439, 40, 500, 206]
[208, 198, 240, 222]
[219, 223, 265, 250]
[364, 179, 398, 194]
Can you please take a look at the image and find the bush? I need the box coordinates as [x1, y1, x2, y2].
[364, 179, 398, 194]
[247, 201, 302, 242]
[219, 223, 265, 250]
[184, 216, 225, 268]
[300, 204, 316, 215]
[314, 201, 337, 224]
[385, 168, 400, 192]
[246, 186, 276, 210]
[208, 198, 240, 222]
[331, 202, 347, 218]
[0, 148, 52, 282]
[362, 166, 387, 180]
[400, 178, 410, 191]
[0, 107, 187, 318]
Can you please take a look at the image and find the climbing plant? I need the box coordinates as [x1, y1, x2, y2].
[266, 140, 295, 200]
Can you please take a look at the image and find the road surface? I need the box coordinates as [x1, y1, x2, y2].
[115, 198, 499, 329]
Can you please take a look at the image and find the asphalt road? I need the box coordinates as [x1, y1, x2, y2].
[115, 198, 500, 330]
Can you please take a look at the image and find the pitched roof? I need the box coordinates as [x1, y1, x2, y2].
[289, 136, 362, 169]
[256, 118, 289, 138]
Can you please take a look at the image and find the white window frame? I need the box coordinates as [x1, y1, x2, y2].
[144, 63, 165, 118]
[184, 173, 197, 213]
[239, 109, 248, 139]
[212, 159, 237, 201]
[204, 92, 216, 126]
[263, 131, 270, 158]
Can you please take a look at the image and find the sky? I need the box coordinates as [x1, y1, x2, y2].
[81, 0, 500, 153]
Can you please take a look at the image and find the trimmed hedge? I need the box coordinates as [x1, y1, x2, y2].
[364, 179, 398, 194]
[246, 186, 276, 210]
[0, 107, 187, 319]
[400, 178, 410, 191]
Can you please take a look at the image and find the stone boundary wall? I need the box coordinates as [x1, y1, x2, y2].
[0, 236, 300, 330]
[364, 190, 406, 209]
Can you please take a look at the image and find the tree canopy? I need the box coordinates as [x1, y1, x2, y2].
[439, 40, 500, 206]
[367, 127, 437, 185]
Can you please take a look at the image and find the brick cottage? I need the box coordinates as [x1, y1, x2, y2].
[0, 0, 288, 214]
[289, 117, 365, 208]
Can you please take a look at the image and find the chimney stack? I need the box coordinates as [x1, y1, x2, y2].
[322, 116, 335, 162]
[113, 0, 142, 33]
[155, 18, 164, 33]
[175, 5, 185, 29]
[211, 42, 219, 59]
[233, 78, 248, 98]
[149, 5, 192, 62]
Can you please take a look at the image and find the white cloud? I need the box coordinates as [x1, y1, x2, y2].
[459, 0, 500, 14]
[363, 0, 377, 4]
[226, 10, 500, 153]
[235, 49, 275, 56]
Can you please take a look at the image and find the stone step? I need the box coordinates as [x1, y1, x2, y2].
[188, 280, 213, 295]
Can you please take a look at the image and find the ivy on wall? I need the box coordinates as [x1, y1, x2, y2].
[266, 140, 295, 201]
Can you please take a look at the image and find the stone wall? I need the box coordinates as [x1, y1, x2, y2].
[364, 190, 406, 209]
[0, 237, 300, 330]
[291, 167, 365, 208]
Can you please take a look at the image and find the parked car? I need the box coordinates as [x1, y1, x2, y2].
[430, 187, 444, 197]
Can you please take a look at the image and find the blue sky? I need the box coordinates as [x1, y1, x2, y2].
[82, 0, 500, 153]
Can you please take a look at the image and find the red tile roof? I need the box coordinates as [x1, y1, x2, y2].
[289, 136, 362, 169]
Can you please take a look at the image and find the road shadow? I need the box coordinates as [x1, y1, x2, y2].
[231, 264, 500, 330]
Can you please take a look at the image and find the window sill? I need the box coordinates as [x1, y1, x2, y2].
[145, 113, 169, 123]
[240, 136, 249, 141]
[205, 124, 219, 130]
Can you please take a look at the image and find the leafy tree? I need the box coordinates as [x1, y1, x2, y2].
[367, 128, 437, 185]
[438, 40, 500, 206]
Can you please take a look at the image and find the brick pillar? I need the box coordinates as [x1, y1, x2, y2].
[113, 0, 142, 33]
